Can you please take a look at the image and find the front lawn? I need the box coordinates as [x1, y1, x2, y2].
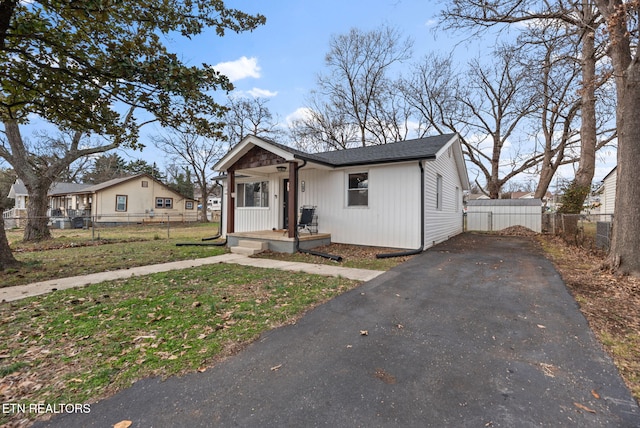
[0, 264, 360, 426]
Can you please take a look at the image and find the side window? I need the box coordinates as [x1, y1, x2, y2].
[347, 172, 368, 207]
[156, 198, 173, 209]
[116, 195, 127, 212]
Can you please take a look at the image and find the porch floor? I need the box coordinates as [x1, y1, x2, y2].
[227, 230, 331, 254]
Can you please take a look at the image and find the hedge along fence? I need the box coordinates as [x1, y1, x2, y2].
[465, 199, 542, 233]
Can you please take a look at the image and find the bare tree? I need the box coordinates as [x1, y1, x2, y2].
[288, 92, 360, 152]
[517, 22, 583, 199]
[439, 0, 609, 204]
[439, 0, 637, 276]
[312, 25, 413, 147]
[398, 53, 461, 137]
[400, 49, 540, 198]
[224, 97, 283, 148]
[153, 127, 224, 222]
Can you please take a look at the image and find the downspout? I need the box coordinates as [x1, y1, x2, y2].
[294, 159, 343, 262]
[201, 179, 225, 243]
[176, 179, 226, 247]
[376, 160, 425, 259]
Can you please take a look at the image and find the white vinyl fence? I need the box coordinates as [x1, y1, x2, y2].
[466, 199, 542, 233]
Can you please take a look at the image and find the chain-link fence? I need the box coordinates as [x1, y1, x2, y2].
[543, 213, 613, 250]
[2, 209, 222, 241]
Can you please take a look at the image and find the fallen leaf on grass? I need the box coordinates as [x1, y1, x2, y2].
[573, 402, 596, 413]
[113, 421, 132, 428]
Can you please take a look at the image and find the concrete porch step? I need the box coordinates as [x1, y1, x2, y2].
[230, 239, 268, 255]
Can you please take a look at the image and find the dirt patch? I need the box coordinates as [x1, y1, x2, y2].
[495, 226, 539, 237]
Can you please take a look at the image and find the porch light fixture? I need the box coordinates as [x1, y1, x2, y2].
[276, 165, 287, 172]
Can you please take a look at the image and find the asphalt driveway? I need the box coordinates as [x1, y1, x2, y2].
[35, 233, 639, 427]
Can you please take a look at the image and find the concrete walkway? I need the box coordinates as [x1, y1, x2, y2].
[0, 253, 384, 302]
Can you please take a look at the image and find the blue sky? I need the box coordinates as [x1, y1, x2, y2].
[12, 1, 617, 187]
[167, 0, 455, 125]
[146, 0, 616, 185]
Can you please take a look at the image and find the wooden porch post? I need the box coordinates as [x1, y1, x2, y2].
[226, 168, 235, 234]
[287, 162, 297, 238]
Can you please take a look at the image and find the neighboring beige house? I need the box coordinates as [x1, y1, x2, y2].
[72, 174, 198, 225]
[4, 174, 198, 228]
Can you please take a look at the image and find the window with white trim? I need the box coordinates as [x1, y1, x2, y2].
[237, 181, 269, 207]
[347, 172, 368, 206]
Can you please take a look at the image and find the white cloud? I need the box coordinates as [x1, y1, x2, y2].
[247, 88, 278, 98]
[213, 56, 261, 82]
[285, 107, 313, 125]
[424, 19, 437, 27]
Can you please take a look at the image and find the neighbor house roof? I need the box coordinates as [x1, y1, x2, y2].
[8, 179, 91, 198]
[49, 182, 93, 196]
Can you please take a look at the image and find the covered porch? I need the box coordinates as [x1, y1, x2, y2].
[227, 229, 331, 254]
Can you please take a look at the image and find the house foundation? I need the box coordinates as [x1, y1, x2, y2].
[227, 230, 331, 254]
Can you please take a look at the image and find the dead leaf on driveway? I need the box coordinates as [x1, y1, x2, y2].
[113, 420, 132, 428]
[270, 364, 282, 371]
[360, 330, 368, 336]
[573, 402, 596, 413]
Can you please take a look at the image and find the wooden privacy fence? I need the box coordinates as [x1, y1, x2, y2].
[465, 199, 542, 233]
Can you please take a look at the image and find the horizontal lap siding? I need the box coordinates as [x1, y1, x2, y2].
[602, 172, 616, 215]
[300, 164, 421, 249]
[423, 148, 465, 249]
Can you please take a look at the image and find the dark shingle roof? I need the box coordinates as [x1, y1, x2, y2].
[260, 134, 456, 167]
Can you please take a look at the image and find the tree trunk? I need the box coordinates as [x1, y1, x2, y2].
[607, 65, 640, 276]
[0, 216, 20, 270]
[23, 183, 53, 242]
[535, 161, 555, 200]
[574, 9, 597, 196]
[595, 0, 640, 276]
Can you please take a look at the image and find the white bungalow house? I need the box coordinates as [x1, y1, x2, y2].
[213, 134, 470, 253]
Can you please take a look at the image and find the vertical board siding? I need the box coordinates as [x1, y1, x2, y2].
[466, 200, 542, 233]
[423, 148, 465, 249]
[234, 176, 279, 232]
[299, 164, 421, 249]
